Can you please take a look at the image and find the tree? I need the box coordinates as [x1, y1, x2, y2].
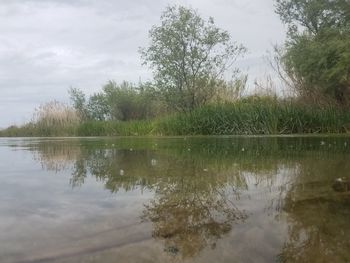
[68, 81, 166, 122]
[140, 5, 246, 112]
[275, 0, 350, 35]
[102, 81, 142, 121]
[275, 0, 350, 104]
[86, 93, 110, 121]
[68, 87, 88, 120]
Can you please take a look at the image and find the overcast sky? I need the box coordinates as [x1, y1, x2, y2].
[0, 0, 285, 127]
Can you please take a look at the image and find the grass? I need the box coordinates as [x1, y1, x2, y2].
[1, 97, 350, 137]
[156, 97, 350, 135]
[76, 120, 155, 136]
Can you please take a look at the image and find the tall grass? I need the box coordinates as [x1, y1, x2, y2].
[31, 101, 80, 136]
[1, 97, 350, 137]
[76, 120, 154, 136]
[156, 97, 350, 135]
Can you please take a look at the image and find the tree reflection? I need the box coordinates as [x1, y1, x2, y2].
[278, 158, 350, 262]
[67, 145, 249, 258]
[141, 164, 247, 258]
[24, 137, 350, 260]
[143, 188, 246, 258]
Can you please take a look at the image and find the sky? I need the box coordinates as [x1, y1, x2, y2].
[0, 0, 286, 127]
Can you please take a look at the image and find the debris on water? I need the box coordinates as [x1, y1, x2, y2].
[164, 246, 179, 256]
[119, 169, 124, 176]
[241, 148, 245, 152]
[332, 177, 350, 192]
[320, 141, 325, 146]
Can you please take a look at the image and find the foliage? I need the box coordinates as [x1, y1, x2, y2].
[275, 0, 350, 104]
[76, 120, 154, 136]
[102, 80, 162, 121]
[68, 87, 89, 120]
[282, 30, 350, 103]
[275, 0, 350, 35]
[3, 97, 350, 137]
[86, 92, 110, 121]
[156, 97, 350, 135]
[140, 5, 246, 112]
[69, 81, 166, 122]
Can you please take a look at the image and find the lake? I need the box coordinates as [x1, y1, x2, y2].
[0, 136, 349, 263]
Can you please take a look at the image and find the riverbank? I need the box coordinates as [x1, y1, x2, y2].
[2, 99, 350, 137]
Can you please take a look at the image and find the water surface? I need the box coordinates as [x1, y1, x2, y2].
[0, 136, 349, 263]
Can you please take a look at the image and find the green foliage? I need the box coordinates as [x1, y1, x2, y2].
[282, 30, 350, 102]
[2, 98, 350, 137]
[276, 0, 350, 35]
[76, 120, 154, 136]
[102, 80, 165, 121]
[275, 0, 350, 104]
[140, 5, 246, 112]
[68, 87, 89, 120]
[156, 97, 350, 135]
[87, 93, 110, 121]
[69, 81, 166, 122]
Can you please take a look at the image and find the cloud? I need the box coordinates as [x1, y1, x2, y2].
[0, 0, 286, 127]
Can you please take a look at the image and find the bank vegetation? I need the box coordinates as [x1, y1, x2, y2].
[1, 1, 350, 137]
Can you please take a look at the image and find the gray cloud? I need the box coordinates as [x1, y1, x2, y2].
[0, 0, 285, 127]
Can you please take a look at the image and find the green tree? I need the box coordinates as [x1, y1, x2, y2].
[276, 0, 350, 104]
[102, 81, 140, 120]
[140, 5, 246, 112]
[68, 81, 165, 122]
[276, 0, 350, 35]
[102, 80, 164, 121]
[68, 87, 88, 120]
[87, 93, 110, 121]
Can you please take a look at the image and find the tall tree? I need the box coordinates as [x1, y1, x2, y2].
[68, 87, 88, 120]
[140, 5, 246, 112]
[276, 0, 350, 35]
[276, 0, 350, 104]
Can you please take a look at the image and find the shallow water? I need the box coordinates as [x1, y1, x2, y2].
[0, 136, 350, 263]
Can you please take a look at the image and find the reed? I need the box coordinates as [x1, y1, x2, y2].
[1, 97, 350, 137]
[156, 98, 350, 135]
[76, 120, 154, 136]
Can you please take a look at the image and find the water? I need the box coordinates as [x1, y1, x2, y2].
[0, 136, 349, 263]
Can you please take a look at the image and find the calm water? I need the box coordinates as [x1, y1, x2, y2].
[0, 136, 349, 263]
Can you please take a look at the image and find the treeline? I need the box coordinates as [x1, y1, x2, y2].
[68, 78, 247, 123]
[1, 1, 350, 137]
[68, 81, 166, 121]
[277, 0, 350, 105]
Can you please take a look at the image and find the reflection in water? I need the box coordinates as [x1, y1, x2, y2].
[278, 157, 350, 262]
[18, 137, 350, 261]
[141, 167, 247, 258]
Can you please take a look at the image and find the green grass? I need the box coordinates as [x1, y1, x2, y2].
[76, 120, 155, 136]
[1, 98, 350, 137]
[156, 98, 350, 135]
